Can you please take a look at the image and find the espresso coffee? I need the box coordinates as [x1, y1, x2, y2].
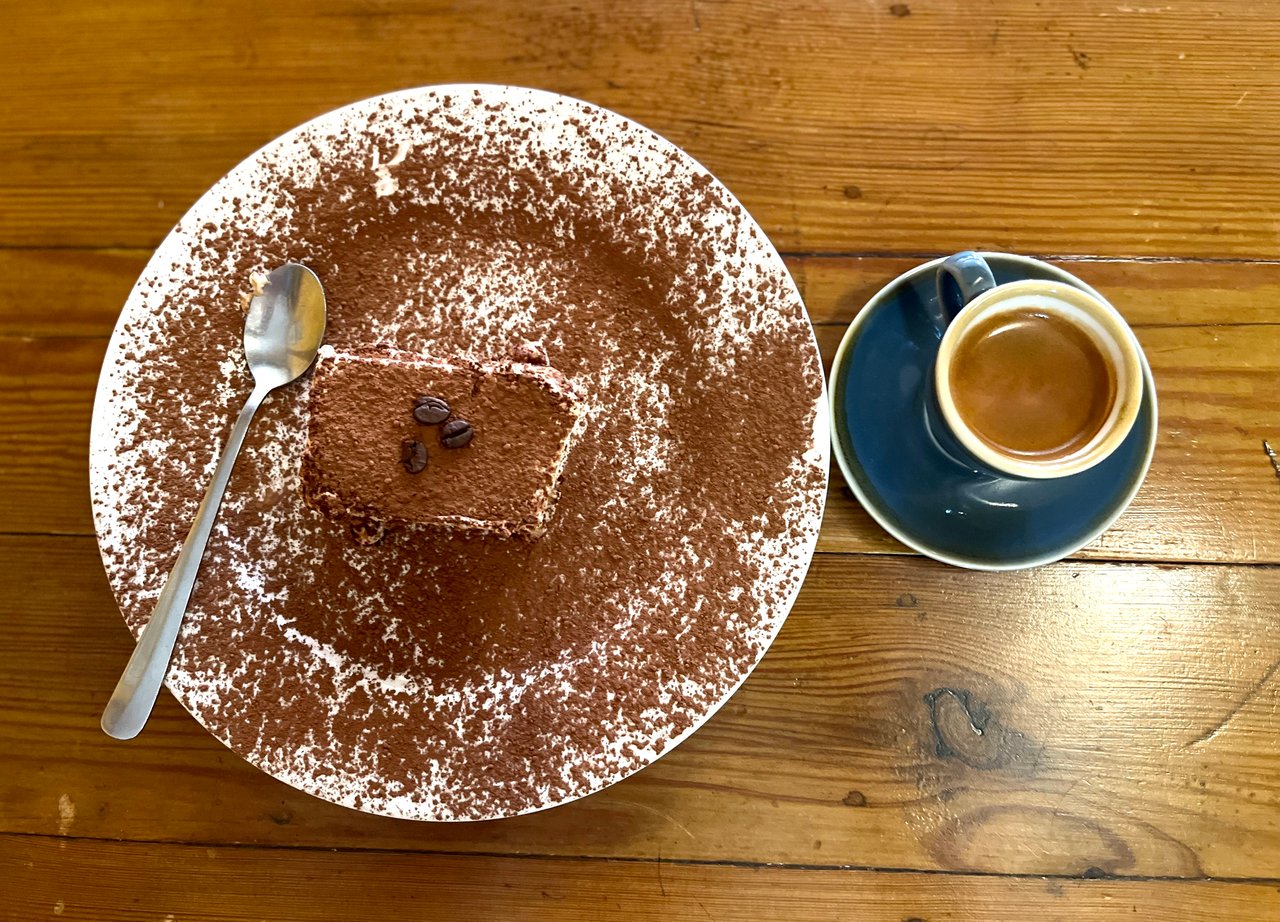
[948, 308, 1116, 461]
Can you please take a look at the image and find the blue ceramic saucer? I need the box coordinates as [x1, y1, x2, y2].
[829, 253, 1157, 570]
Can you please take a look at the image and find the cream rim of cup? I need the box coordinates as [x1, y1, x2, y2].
[934, 279, 1145, 480]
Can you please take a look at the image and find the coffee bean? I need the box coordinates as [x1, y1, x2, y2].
[412, 395, 450, 425]
[440, 419, 474, 449]
[400, 438, 428, 473]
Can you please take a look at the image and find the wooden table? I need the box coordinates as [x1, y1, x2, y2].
[3, 2, 1279, 919]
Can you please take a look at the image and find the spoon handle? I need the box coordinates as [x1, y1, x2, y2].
[101, 384, 270, 740]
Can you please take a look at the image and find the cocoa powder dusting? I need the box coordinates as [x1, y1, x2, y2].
[89, 88, 827, 820]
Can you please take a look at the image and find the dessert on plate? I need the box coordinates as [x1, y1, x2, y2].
[301, 343, 585, 541]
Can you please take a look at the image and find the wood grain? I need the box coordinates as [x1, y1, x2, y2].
[4, 836, 1278, 922]
[6, 2, 1280, 255]
[6, 316, 1276, 561]
[0, 250, 143, 339]
[6, 536, 1278, 877]
[7, 1, 1280, 911]
[0, 337, 106, 536]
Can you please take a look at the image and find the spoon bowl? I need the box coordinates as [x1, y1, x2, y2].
[245, 264, 327, 390]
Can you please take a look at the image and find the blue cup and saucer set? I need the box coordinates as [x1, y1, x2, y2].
[828, 251, 1158, 570]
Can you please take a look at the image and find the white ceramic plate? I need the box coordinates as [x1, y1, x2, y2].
[90, 86, 828, 820]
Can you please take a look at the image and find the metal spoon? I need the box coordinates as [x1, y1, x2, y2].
[101, 263, 327, 740]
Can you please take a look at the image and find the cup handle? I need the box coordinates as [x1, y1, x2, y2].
[932, 251, 997, 335]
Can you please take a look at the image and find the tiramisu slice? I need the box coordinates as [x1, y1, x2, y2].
[301, 344, 584, 539]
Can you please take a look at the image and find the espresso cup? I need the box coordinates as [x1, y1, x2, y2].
[925, 251, 1144, 480]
